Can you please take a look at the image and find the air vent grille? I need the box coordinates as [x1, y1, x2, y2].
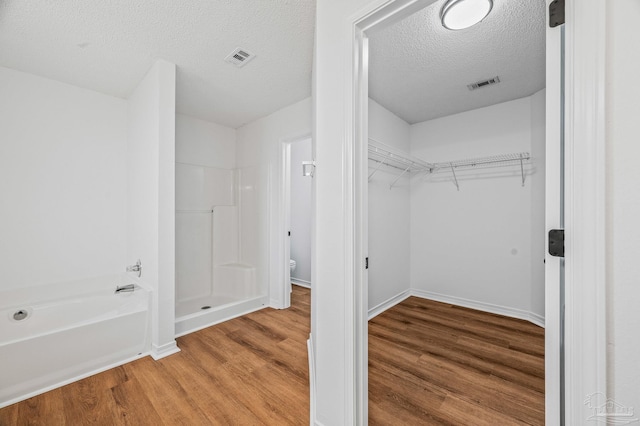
[224, 47, 256, 68]
[467, 76, 501, 91]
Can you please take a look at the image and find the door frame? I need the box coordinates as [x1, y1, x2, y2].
[348, 0, 607, 424]
[276, 133, 313, 310]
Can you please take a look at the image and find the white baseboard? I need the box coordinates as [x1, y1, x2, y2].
[367, 290, 411, 320]
[291, 278, 311, 288]
[151, 341, 181, 360]
[411, 289, 545, 328]
[270, 298, 285, 309]
[365, 288, 545, 328]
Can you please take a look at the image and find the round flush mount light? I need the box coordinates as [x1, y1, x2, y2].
[440, 0, 493, 30]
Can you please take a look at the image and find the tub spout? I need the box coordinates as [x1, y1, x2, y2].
[115, 284, 135, 294]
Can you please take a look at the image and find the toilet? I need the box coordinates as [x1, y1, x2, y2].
[290, 259, 296, 275]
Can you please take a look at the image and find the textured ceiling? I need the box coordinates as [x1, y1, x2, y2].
[369, 0, 546, 124]
[0, 0, 315, 128]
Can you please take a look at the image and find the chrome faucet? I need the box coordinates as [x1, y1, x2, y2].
[115, 284, 135, 294]
[126, 259, 142, 277]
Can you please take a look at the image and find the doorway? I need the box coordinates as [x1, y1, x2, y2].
[352, 0, 563, 423]
[309, 0, 606, 423]
[281, 135, 314, 308]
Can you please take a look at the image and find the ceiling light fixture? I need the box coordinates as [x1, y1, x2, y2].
[440, 0, 493, 31]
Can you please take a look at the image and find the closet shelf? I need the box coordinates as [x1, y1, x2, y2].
[176, 209, 214, 214]
[368, 139, 433, 188]
[431, 152, 531, 190]
[432, 152, 531, 171]
[367, 139, 532, 190]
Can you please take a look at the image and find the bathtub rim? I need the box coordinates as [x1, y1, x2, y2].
[0, 286, 150, 348]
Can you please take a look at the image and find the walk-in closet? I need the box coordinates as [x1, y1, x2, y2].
[366, 0, 547, 422]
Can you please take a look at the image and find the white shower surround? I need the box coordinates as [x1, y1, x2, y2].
[174, 114, 269, 336]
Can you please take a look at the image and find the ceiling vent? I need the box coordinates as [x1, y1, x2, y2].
[467, 76, 501, 91]
[224, 47, 256, 68]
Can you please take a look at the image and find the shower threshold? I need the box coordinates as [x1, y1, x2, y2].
[175, 295, 267, 337]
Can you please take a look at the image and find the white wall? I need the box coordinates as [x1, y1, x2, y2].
[409, 94, 545, 321]
[290, 138, 313, 284]
[175, 114, 236, 305]
[606, 0, 640, 413]
[0, 66, 127, 291]
[530, 90, 546, 318]
[236, 97, 312, 308]
[176, 114, 236, 168]
[367, 99, 411, 311]
[126, 60, 178, 359]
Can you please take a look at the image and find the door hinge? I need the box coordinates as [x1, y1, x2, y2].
[549, 0, 565, 27]
[549, 229, 565, 257]
[365, 257, 369, 269]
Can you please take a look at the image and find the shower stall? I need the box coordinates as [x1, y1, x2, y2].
[174, 115, 268, 336]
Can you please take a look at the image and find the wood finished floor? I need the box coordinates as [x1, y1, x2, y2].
[0, 287, 544, 425]
[369, 296, 545, 425]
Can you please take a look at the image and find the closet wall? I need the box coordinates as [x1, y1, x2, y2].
[367, 99, 411, 312]
[409, 90, 546, 321]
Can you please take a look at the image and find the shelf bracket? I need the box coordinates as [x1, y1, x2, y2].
[390, 165, 411, 189]
[368, 160, 384, 181]
[450, 163, 459, 191]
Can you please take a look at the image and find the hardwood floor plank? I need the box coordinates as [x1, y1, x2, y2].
[369, 295, 545, 425]
[416, 353, 544, 421]
[60, 374, 121, 425]
[110, 377, 166, 425]
[160, 348, 266, 425]
[123, 357, 213, 425]
[369, 365, 450, 425]
[455, 335, 544, 378]
[0, 403, 18, 426]
[15, 388, 66, 426]
[438, 394, 532, 426]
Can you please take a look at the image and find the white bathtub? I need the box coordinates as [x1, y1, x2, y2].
[0, 274, 150, 407]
